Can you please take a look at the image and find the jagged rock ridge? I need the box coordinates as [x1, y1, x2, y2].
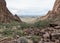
[0, 0, 21, 23]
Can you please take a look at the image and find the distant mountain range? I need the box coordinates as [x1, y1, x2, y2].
[19, 15, 40, 18]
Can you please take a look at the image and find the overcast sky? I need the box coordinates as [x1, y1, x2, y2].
[6, 0, 55, 16]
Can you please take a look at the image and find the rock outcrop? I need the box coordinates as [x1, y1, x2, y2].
[0, 0, 21, 23]
[45, 0, 60, 24]
[14, 14, 22, 22]
[36, 0, 60, 24]
[47, 0, 60, 19]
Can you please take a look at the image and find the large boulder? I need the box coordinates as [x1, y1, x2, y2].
[54, 26, 60, 29]
[17, 37, 28, 43]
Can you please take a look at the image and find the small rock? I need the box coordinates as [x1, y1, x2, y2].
[54, 26, 60, 29]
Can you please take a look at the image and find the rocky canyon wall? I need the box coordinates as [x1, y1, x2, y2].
[0, 0, 21, 23]
[38, 0, 60, 21]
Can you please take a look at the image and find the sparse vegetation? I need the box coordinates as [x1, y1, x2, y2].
[30, 36, 41, 43]
[16, 30, 25, 36]
[1, 28, 26, 37]
[1, 29, 14, 37]
[33, 19, 52, 28]
[20, 23, 31, 29]
[0, 19, 53, 37]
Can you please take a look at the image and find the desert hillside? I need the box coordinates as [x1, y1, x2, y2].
[35, 0, 60, 25]
[0, 0, 60, 43]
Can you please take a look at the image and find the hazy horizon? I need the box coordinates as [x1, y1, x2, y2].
[6, 0, 55, 16]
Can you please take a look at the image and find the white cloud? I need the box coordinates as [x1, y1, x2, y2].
[6, 0, 55, 15]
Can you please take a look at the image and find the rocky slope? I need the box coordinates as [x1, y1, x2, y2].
[36, 0, 60, 24]
[0, 0, 21, 23]
[46, 0, 60, 19]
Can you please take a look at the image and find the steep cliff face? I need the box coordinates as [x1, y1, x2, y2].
[0, 0, 21, 23]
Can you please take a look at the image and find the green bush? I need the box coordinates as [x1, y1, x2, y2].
[16, 30, 25, 36]
[30, 36, 41, 43]
[34, 19, 52, 28]
[20, 23, 31, 29]
[2, 29, 14, 36]
[1, 28, 25, 37]
[0, 21, 21, 28]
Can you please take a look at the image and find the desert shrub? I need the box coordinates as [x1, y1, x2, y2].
[20, 23, 31, 29]
[34, 19, 52, 28]
[10, 21, 20, 26]
[0, 21, 32, 29]
[2, 29, 14, 36]
[19, 37, 28, 43]
[0, 21, 21, 29]
[0, 23, 12, 28]
[3, 24, 12, 28]
[1, 29, 25, 37]
[16, 30, 25, 36]
[30, 36, 41, 43]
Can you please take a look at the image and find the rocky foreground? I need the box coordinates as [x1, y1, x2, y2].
[0, 0, 60, 43]
[0, 23, 60, 43]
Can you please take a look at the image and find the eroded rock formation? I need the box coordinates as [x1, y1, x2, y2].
[0, 0, 21, 23]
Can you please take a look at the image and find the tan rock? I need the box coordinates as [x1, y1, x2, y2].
[54, 26, 60, 29]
